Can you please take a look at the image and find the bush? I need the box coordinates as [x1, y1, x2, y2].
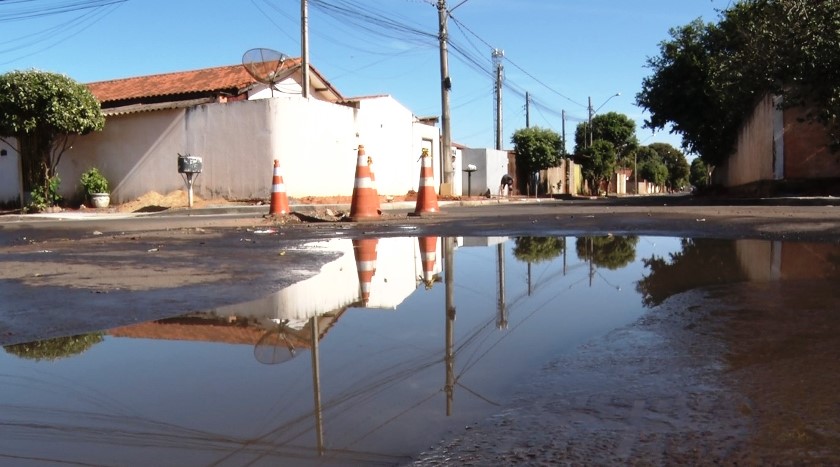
[28, 175, 61, 212]
[80, 167, 109, 195]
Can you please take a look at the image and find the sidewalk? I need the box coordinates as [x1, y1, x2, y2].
[0, 195, 522, 222]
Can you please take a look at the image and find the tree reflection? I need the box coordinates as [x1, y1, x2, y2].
[636, 238, 745, 307]
[4, 333, 105, 362]
[575, 235, 639, 269]
[513, 237, 565, 263]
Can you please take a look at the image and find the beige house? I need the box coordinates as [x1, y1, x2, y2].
[0, 59, 447, 205]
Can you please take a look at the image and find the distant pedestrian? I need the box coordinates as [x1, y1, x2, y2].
[499, 174, 514, 197]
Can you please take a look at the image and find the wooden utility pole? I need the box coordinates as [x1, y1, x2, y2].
[301, 0, 310, 98]
[438, 0, 453, 185]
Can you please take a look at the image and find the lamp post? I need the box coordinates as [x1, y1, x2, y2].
[587, 93, 620, 147]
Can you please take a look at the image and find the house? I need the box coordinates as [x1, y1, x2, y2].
[0, 59, 448, 205]
[714, 94, 840, 194]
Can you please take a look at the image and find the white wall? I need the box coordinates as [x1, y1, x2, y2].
[0, 140, 20, 203]
[462, 148, 509, 196]
[56, 94, 441, 203]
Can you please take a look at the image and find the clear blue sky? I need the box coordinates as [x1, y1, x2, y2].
[1, 0, 731, 154]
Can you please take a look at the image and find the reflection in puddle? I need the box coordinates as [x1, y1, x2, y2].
[2, 236, 840, 464]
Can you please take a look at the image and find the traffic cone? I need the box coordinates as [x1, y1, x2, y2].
[411, 148, 441, 216]
[353, 238, 378, 305]
[418, 236, 438, 290]
[269, 159, 290, 216]
[349, 145, 381, 221]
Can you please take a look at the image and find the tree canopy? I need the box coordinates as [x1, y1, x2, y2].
[637, 0, 840, 166]
[511, 126, 563, 174]
[0, 70, 105, 205]
[573, 112, 637, 194]
[576, 236, 639, 270]
[513, 237, 565, 263]
[649, 142, 689, 190]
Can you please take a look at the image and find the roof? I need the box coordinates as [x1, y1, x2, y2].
[87, 64, 258, 104]
[86, 58, 345, 109]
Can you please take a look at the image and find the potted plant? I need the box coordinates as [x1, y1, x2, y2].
[80, 167, 110, 208]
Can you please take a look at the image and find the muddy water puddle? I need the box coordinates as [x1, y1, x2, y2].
[2, 236, 840, 465]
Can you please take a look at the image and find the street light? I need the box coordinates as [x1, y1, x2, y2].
[587, 92, 621, 147]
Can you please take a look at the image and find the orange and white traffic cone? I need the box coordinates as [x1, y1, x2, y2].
[411, 148, 440, 216]
[349, 145, 381, 221]
[353, 238, 378, 305]
[269, 159, 290, 216]
[418, 236, 438, 290]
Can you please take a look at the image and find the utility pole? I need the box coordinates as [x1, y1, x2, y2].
[301, 0, 310, 99]
[525, 91, 530, 128]
[438, 0, 453, 186]
[563, 109, 570, 194]
[587, 96, 593, 148]
[493, 49, 504, 150]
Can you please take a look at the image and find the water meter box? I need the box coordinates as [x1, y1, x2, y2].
[178, 154, 203, 174]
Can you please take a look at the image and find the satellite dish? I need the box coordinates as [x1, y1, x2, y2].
[254, 324, 298, 365]
[242, 48, 293, 97]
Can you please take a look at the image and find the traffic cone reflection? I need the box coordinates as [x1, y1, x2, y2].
[268, 159, 290, 216]
[412, 148, 440, 216]
[418, 236, 438, 290]
[349, 145, 381, 221]
[353, 238, 378, 305]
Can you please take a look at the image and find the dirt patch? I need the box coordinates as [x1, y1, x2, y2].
[114, 190, 241, 213]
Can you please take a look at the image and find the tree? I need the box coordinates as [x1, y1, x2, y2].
[637, 0, 840, 167]
[575, 236, 639, 270]
[649, 142, 689, 190]
[0, 70, 105, 207]
[513, 237, 565, 263]
[511, 126, 562, 175]
[578, 140, 616, 194]
[574, 112, 638, 163]
[4, 333, 104, 362]
[639, 158, 668, 190]
[689, 157, 712, 187]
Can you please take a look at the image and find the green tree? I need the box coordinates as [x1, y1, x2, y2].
[578, 140, 616, 194]
[576, 236, 639, 270]
[513, 237, 565, 263]
[689, 157, 712, 187]
[637, 0, 840, 166]
[511, 126, 562, 175]
[4, 333, 104, 362]
[574, 112, 638, 164]
[639, 158, 668, 189]
[0, 70, 105, 207]
[649, 142, 689, 190]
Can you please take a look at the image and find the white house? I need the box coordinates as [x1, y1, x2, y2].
[0, 59, 452, 205]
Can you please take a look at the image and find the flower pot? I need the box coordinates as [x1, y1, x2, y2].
[90, 193, 110, 208]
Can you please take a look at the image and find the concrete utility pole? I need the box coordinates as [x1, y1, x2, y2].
[438, 0, 453, 186]
[301, 0, 310, 99]
[587, 96, 593, 148]
[493, 49, 504, 150]
[525, 91, 530, 128]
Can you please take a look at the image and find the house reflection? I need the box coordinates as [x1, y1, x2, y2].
[108, 237, 443, 346]
[637, 239, 840, 307]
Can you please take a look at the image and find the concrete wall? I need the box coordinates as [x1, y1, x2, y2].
[461, 148, 509, 196]
[717, 94, 840, 187]
[718, 94, 777, 187]
[54, 94, 439, 203]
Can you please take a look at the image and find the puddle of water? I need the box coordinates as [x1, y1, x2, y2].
[1, 236, 839, 465]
